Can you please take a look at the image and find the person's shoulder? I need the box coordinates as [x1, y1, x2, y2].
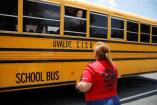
[86, 61, 103, 72]
[83, 62, 96, 75]
[112, 63, 117, 67]
[112, 63, 117, 70]
[87, 61, 99, 67]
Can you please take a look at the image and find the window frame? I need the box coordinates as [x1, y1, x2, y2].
[90, 12, 108, 28]
[0, 0, 18, 32]
[152, 25, 157, 44]
[64, 6, 87, 37]
[110, 16, 125, 40]
[23, 0, 61, 34]
[90, 12, 108, 39]
[140, 23, 151, 43]
[126, 20, 139, 42]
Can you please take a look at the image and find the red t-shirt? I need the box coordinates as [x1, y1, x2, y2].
[81, 60, 118, 101]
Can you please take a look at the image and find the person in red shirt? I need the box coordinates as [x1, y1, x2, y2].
[76, 42, 121, 105]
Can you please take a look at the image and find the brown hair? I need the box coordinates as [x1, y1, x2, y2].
[94, 42, 113, 65]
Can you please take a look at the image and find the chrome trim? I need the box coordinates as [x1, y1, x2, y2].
[23, 16, 60, 22]
[140, 32, 150, 35]
[26, 0, 60, 6]
[111, 16, 124, 21]
[90, 12, 107, 17]
[90, 25, 107, 29]
[64, 30, 86, 34]
[0, 13, 18, 18]
[111, 28, 124, 31]
[64, 15, 86, 21]
[127, 20, 138, 24]
[127, 31, 138, 34]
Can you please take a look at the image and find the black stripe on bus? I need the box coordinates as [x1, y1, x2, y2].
[0, 48, 157, 53]
[0, 81, 75, 92]
[0, 58, 157, 63]
[0, 32, 157, 46]
[112, 50, 157, 53]
[0, 59, 94, 63]
[0, 48, 93, 52]
[121, 70, 157, 77]
[114, 57, 157, 61]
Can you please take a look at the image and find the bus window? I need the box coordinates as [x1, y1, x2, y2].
[111, 17, 124, 39]
[140, 23, 150, 43]
[127, 20, 138, 42]
[0, 0, 18, 31]
[23, 0, 60, 34]
[64, 6, 86, 37]
[90, 12, 108, 39]
[152, 26, 157, 43]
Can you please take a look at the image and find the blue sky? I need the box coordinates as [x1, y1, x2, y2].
[85, 0, 157, 20]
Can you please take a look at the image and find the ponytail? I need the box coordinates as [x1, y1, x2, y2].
[105, 52, 113, 66]
[94, 42, 113, 66]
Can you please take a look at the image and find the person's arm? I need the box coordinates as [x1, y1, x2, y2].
[76, 66, 94, 92]
[76, 81, 92, 92]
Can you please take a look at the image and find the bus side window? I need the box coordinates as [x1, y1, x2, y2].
[0, 0, 18, 31]
[64, 7, 86, 37]
[127, 20, 138, 42]
[90, 12, 108, 39]
[111, 17, 124, 39]
[23, 0, 60, 34]
[140, 23, 150, 43]
[152, 26, 157, 44]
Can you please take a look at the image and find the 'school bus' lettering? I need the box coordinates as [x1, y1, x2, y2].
[16, 71, 60, 84]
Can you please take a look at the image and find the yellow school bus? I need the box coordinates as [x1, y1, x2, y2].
[0, 0, 157, 92]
